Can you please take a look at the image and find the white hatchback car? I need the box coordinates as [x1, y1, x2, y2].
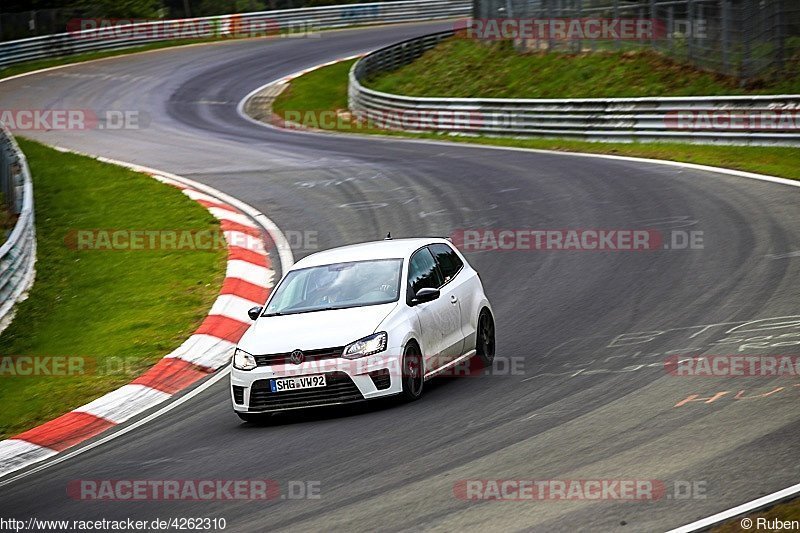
[230, 237, 495, 421]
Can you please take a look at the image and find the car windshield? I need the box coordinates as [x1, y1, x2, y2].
[263, 258, 403, 316]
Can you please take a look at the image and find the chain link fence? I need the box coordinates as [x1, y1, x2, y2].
[471, 0, 800, 81]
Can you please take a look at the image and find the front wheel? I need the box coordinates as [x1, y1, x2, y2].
[476, 310, 496, 366]
[400, 342, 424, 401]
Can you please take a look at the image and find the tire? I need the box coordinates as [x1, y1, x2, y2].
[476, 309, 496, 366]
[236, 412, 272, 423]
[400, 341, 424, 401]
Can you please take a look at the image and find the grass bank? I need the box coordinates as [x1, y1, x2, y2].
[365, 39, 800, 98]
[271, 59, 800, 180]
[0, 139, 226, 439]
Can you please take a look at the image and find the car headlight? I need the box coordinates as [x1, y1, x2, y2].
[233, 348, 257, 370]
[342, 332, 387, 359]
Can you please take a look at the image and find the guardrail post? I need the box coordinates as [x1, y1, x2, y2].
[649, 0, 656, 48]
[687, 0, 694, 62]
[741, 0, 752, 81]
[667, 4, 675, 54]
[774, 0, 784, 71]
[721, 0, 730, 73]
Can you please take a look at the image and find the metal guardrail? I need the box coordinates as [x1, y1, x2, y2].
[349, 30, 800, 146]
[0, 123, 35, 333]
[0, 0, 471, 69]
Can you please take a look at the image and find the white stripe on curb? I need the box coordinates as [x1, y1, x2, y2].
[208, 207, 258, 227]
[209, 293, 263, 321]
[181, 189, 227, 204]
[224, 230, 268, 254]
[74, 385, 171, 425]
[0, 440, 58, 478]
[226, 259, 274, 287]
[165, 333, 237, 369]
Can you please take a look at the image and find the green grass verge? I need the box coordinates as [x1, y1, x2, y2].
[0, 139, 226, 439]
[272, 59, 800, 180]
[365, 39, 800, 98]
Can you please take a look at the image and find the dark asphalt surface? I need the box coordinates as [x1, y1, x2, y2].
[1, 21, 800, 532]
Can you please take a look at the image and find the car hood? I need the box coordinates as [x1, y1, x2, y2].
[237, 302, 398, 354]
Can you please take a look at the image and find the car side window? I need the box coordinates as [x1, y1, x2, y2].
[407, 248, 443, 298]
[429, 243, 463, 284]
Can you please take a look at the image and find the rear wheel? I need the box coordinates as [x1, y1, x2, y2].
[401, 342, 424, 401]
[476, 310, 496, 366]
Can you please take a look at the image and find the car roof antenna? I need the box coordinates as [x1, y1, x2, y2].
[384, 232, 392, 240]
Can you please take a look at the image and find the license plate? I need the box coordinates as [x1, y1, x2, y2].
[270, 374, 326, 392]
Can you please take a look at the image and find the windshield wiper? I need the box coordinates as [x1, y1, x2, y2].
[263, 306, 341, 317]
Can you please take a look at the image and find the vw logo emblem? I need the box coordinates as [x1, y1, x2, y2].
[290, 349, 304, 365]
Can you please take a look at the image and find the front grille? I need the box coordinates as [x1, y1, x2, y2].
[248, 371, 363, 411]
[232, 386, 245, 404]
[253, 346, 344, 367]
[369, 369, 391, 390]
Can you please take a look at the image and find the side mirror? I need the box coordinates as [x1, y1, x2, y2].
[411, 288, 440, 305]
[247, 306, 263, 320]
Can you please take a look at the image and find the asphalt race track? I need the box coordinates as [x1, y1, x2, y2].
[2, 20, 800, 532]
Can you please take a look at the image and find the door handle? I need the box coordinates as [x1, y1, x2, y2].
[450, 295, 458, 304]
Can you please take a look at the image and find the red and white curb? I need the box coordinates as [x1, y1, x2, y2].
[237, 53, 363, 129]
[277, 54, 363, 85]
[0, 155, 292, 479]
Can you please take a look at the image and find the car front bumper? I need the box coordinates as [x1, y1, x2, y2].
[230, 350, 404, 413]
